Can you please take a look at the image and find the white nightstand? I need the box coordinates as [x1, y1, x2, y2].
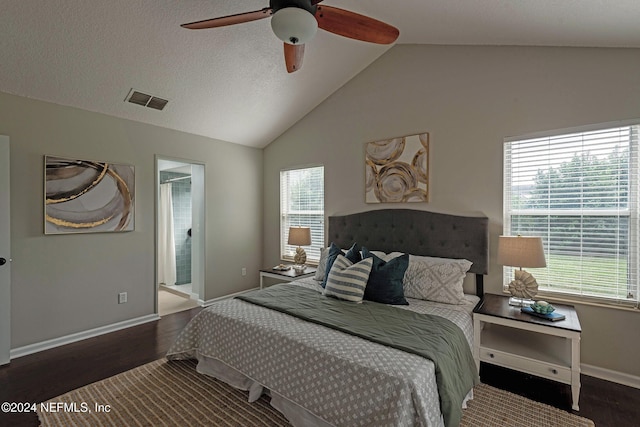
[473, 294, 582, 410]
[259, 265, 317, 289]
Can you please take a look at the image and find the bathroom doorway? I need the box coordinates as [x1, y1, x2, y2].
[156, 157, 205, 316]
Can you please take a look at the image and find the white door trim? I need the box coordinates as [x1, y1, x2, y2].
[0, 136, 11, 365]
[155, 156, 206, 313]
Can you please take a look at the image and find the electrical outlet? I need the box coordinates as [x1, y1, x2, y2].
[241, 267, 247, 276]
[118, 292, 127, 304]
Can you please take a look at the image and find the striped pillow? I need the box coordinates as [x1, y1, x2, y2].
[323, 255, 373, 303]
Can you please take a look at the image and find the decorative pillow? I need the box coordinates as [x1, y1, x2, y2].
[324, 255, 373, 302]
[369, 250, 388, 259]
[403, 255, 472, 304]
[363, 250, 404, 261]
[375, 251, 405, 262]
[321, 242, 362, 288]
[313, 247, 329, 281]
[362, 247, 409, 305]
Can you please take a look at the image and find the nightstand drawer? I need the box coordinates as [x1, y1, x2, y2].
[479, 347, 571, 383]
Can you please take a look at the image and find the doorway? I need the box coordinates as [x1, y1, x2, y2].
[156, 157, 205, 316]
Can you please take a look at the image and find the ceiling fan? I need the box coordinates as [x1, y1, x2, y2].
[181, 0, 399, 73]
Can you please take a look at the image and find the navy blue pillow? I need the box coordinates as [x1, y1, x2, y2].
[362, 247, 409, 305]
[321, 242, 362, 288]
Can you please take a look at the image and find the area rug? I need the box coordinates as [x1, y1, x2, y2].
[38, 359, 595, 427]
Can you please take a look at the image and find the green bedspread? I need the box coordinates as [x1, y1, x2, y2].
[237, 284, 479, 427]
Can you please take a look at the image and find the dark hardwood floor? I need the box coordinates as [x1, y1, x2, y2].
[1, 305, 639, 426]
[0, 307, 202, 427]
[480, 363, 640, 426]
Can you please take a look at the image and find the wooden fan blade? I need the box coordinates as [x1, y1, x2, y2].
[284, 43, 305, 73]
[181, 8, 272, 30]
[315, 6, 399, 44]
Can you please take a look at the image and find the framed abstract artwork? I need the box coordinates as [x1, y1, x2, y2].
[44, 155, 135, 234]
[365, 133, 429, 203]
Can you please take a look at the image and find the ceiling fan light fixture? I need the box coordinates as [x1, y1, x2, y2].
[271, 7, 318, 45]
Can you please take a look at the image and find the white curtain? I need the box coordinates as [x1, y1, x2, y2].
[158, 183, 177, 286]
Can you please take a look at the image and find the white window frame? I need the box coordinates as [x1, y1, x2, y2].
[280, 165, 324, 264]
[503, 121, 640, 307]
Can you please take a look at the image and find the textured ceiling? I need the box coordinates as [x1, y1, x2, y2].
[2, 0, 640, 148]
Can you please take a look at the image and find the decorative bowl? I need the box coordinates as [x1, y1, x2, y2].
[530, 301, 555, 314]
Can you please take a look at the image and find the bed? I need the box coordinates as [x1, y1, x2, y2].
[167, 209, 489, 427]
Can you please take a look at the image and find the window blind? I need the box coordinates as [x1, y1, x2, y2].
[504, 124, 639, 305]
[280, 166, 324, 263]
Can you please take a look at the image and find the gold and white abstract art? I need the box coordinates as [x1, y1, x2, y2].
[365, 133, 429, 203]
[44, 155, 135, 234]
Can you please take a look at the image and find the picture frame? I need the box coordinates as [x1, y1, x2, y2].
[365, 132, 429, 203]
[44, 155, 135, 234]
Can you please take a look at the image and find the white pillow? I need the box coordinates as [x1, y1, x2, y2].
[403, 255, 472, 304]
[369, 250, 387, 259]
[368, 250, 404, 262]
[323, 255, 373, 303]
[382, 251, 405, 261]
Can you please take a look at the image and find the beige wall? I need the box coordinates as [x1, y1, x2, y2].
[264, 45, 640, 378]
[0, 92, 263, 349]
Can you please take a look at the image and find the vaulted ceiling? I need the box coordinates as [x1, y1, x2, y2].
[2, 1, 640, 148]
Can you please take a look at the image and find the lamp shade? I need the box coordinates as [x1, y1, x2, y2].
[271, 7, 318, 45]
[288, 226, 311, 246]
[497, 236, 546, 268]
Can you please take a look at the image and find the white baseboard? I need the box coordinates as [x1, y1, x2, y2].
[11, 288, 259, 360]
[10, 314, 160, 360]
[199, 287, 259, 307]
[581, 363, 640, 389]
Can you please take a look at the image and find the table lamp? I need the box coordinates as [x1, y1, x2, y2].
[288, 226, 311, 271]
[497, 235, 547, 306]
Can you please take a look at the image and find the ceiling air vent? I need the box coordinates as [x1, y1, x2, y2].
[125, 89, 168, 111]
[146, 96, 168, 111]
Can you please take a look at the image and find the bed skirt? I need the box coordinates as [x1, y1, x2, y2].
[193, 352, 473, 427]
[196, 354, 334, 427]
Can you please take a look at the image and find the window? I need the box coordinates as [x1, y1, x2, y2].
[504, 123, 639, 305]
[280, 166, 324, 263]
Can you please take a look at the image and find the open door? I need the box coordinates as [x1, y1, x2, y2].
[0, 136, 11, 365]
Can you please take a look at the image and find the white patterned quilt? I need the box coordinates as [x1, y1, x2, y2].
[167, 278, 478, 427]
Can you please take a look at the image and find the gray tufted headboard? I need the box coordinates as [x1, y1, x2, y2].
[328, 209, 489, 296]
